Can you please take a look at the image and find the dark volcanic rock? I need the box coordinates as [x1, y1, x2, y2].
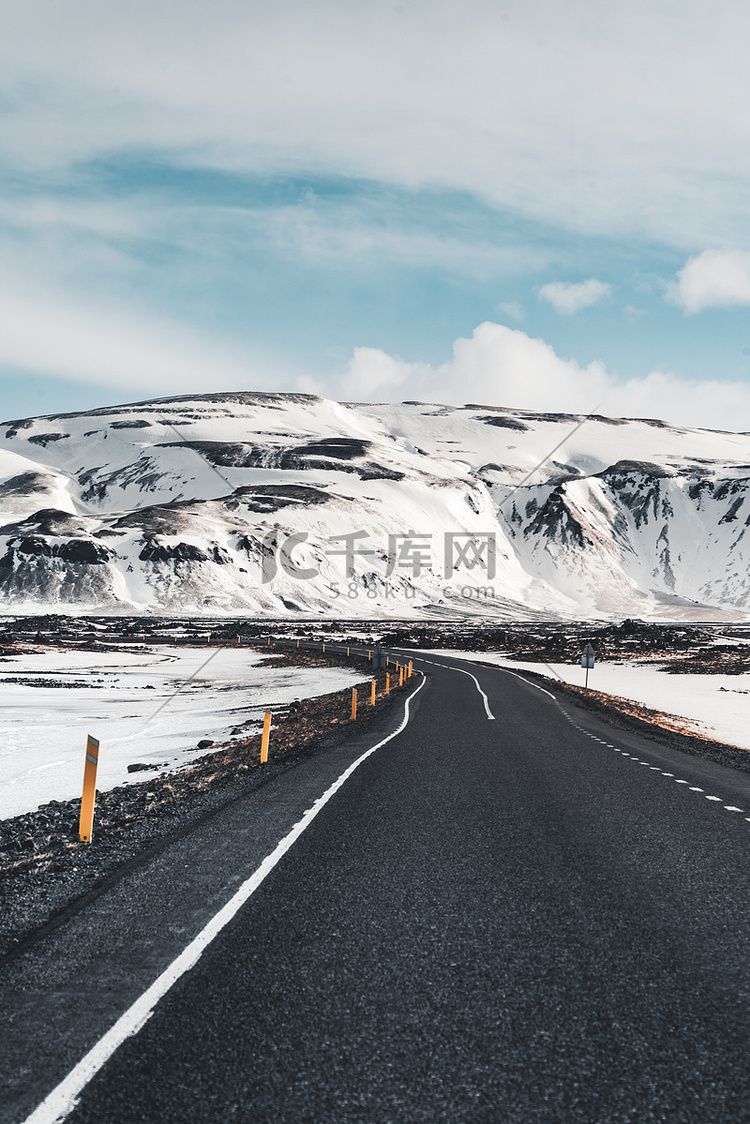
[139, 541, 210, 563]
[27, 433, 69, 447]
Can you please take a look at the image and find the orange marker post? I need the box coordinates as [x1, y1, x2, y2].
[409, 660, 413, 677]
[368, 650, 371, 661]
[351, 689, 357, 720]
[323, 641, 326, 652]
[347, 647, 350, 657]
[370, 679, 376, 706]
[385, 673, 390, 695]
[297, 639, 300, 649]
[260, 711, 272, 763]
[78, 735, 100, 843]
[399, 667, 404, 687]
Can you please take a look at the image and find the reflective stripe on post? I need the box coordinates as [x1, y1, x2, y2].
[79, 735, 100, 843]
[260, 712, 272, 763]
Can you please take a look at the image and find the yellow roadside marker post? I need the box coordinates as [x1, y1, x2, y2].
[399, 666, 404, 687]
[370, 679, 376, 706]
[351, 689, 357, 720]
[260, 712, 272, 763]
[409, 660, 413, 677]
[323, 641, 326, 652]
[347, 647, 350, 657]
[237, 635, 241, 645]
[386, 673, 390, 695]
[78, 735, 100, 843]
[368, 650, 371, 661]
[297, 639, 299, 649]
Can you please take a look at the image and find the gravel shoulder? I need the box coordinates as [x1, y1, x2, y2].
[0, 648, 410, 958]
[491, 663, 750, 774]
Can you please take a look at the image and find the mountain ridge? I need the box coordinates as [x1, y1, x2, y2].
[1, 392, 749, 620]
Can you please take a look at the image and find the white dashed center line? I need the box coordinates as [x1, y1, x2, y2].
[469, 663, 750, 836]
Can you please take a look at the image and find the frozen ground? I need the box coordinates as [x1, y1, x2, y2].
[432, 651, 750, 755]
[0, 646, 368, 819]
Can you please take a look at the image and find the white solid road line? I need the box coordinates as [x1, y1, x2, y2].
[21, 677, 427, 1124]
[397, 650, 496, 721]
[430, 661, 496, 720]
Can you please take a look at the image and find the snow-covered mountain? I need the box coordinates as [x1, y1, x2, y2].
[2, 391, 750, 620]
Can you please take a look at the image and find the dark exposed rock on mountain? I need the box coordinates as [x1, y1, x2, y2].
[2, 392, 750, 619]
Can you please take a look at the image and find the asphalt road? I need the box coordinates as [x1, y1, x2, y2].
[6, 653, 750, 1123]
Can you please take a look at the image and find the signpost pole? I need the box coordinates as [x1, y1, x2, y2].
[581, 643, 595, 690]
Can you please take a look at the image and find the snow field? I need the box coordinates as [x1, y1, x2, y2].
[0, 646, 370, 819]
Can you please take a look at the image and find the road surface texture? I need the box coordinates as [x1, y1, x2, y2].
[4, 652, 750, 1123]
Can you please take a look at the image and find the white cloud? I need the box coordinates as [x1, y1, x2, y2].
[337, 321, 750, 432]
[341, 347, 429, 399]
[669, 250, 750, 313]
[538, 279, 611, 315]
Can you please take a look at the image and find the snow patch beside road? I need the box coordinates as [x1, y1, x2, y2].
[0, 646, 368, 819]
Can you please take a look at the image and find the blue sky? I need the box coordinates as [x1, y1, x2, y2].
[2, 0, 750, 428]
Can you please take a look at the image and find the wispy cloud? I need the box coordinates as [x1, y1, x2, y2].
[0, 271, 278, 394]
[498, 300, 526, 321]
[538, 279, 612, 315]
[1, 1, 750, 248]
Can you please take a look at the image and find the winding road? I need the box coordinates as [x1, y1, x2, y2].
[4, 652, 750, 1123]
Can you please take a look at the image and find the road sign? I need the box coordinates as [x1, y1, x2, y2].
[581, 643, 595, 669]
